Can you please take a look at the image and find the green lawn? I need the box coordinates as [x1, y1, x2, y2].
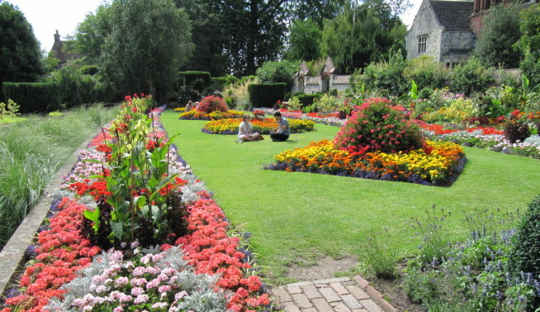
[162, 111, 540, 284]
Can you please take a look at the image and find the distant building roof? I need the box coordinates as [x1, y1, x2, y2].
[430, 0, 474, 31]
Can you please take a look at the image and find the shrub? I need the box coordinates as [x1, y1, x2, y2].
[362, 229, 399, 279]
[474, 4, 521, 68]
[2, 82, 60, 113]
[209, 75, 238, 91]
[255, 60, 299, 89]
[509, 194, 540, 279]
[287, 96, 302, 111]
[248, 83, 288, 108]
[360, 51, 408, 97]
[314, 94, 341, 113]
[196, 95, 229, 113]
[404, 56, 449, 90]
[295, 92, 322, 107]
[423, 98, 475, 123]
[80, 64, 99, 75]
[0, 99, 20, 119]
[504, 110, 531, 143]
[334, 98, 424, 154]
[450, 57, 495, 96]
[519, 5, 540, 86]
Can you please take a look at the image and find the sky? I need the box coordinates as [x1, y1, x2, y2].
[5, 0, 422, 54]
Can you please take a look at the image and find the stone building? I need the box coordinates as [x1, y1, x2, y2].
[406, 0, 475, 67]
[49, 30, 79, 65]
[293, 57, 352, 94]
[471, 0, 539, 36]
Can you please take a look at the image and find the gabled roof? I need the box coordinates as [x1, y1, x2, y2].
[430, 0, 473, 31]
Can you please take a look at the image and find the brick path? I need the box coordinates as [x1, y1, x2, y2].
[272, 276, 397, 312]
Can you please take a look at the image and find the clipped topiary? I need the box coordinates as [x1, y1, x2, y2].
[334, 98, 424, 155]
[510, 194, 540, 275]
[196, 95, 229, 113]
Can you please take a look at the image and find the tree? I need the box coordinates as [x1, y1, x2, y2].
[100, 0, 193, 104]
[76, 3, 114, 63]
[219, 0, 288, 76]
[519, 4, 540, 87]
[285, 0, 347, 27]
[321, 0, 406, 73]
[286, 19, 322, 61]
[0, 2, 42, 84]
[474, 4, 521, 68]
[175, 0, 227, 76]
[256, 60, 299, 88]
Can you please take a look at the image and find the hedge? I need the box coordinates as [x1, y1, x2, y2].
[178, 71, 211, 90]
[2, 82, 60, 113]
[248, 83, 288, 108]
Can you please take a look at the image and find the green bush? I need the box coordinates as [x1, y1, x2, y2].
[510, 194, 540, 276]
[2, 82, 60, 113]
[255, 60, 299, 89]
[295, 92, 322, 107]
[50, 63, 101, 108]
[360, 52, 408, 97]
[519, 4, 540, 87]
[209, 75, 238, 91]
[80, 65, 99, 76]
[248, 83, 288, 108]
[450, 57, 495, 96]
[404, 56, 449, 91]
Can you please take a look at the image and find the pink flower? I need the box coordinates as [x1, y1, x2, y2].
[131, 287, 144, 297]
[134, 294, 149, 304]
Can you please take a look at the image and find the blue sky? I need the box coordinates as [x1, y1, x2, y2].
[6, 0, 422, 54]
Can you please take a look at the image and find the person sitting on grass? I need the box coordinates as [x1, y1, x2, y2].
[271, 111, 289, 142]
[238, 115, 263, 142]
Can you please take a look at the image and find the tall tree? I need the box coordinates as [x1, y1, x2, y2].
[474, 4, 521, 68]
[220, 0, 288, 75]
[285, 0, 347, 27]
[175, 0, 227, 75]
[286, 18, 322, 61]
[101, 0, 193, 103]
[321, 0, 406, 73]
[0, 2, 42, 84]
[76, 3, 114, 63]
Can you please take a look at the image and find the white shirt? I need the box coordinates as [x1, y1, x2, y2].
[238, 121, 253, 138]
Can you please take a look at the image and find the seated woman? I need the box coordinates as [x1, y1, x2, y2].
[270, 111, 289, 142]
[238, 115, 263, 142]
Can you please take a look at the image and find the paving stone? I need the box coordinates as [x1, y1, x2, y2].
[273, 287, 292, 303]
[292, 293, 313, 309]
[289, 281, 316, 287]
[316, 277, 351, 284]
[288, 284, 303, 294]
[319, 287, 341, 302]
[353, 276, 369, 289]
[333, 302, 352, 312]
[330, 282, 349, 295]
[365, 286, 383, 300]
[342, 294, 363, 310]
[352, 309, 368, 312]
[342, 280, 356, 286]
[302, 308, 317, 312]
[377, 299, 397, 312]
[284, 302, 302, 312]
[346, 285, 370, 300]
[302, 283, 322, 299]
[360, 300, 383, 312]
[312, 298, 334, 312]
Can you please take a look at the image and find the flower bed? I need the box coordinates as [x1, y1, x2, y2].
[202, 118, 315, 135]
[1, 95, 271, 312]
[266, 140, 466, 186]
[179, 109, 247, 120]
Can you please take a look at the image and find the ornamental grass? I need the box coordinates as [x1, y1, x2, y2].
[203, 118, 315, 135]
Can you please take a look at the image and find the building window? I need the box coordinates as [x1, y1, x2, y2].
[418, 35, 427, 54]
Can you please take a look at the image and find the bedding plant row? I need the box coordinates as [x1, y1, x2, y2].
[1, 95, 271, 312]
[203, 118, 315, 135]
[267, 98, 466, 186]
[178, 95, 248, 120]
[277, 106, 540, 160]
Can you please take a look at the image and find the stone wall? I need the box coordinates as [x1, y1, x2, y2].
[406, 0, 443, 61]
[440, 31, 476, 65]
[294, 75, 351, 94]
